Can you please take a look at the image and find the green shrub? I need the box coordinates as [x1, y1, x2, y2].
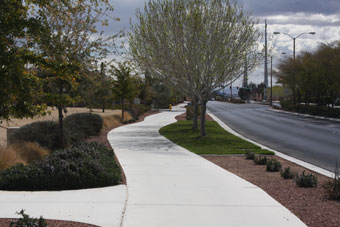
[64, 113, 103, 144]
[266, 159, 282, 172]
[280, 167, 294, 179]
[324, 178, 340, 200]
[245, 150, 255, 160]
[0, 142, 121, 191]
[10, 210, 47, 227]
[324, 166, 340, 200]
[294, 171, 317, 188]
[9, 121, 60, 150]
[254, 155, 268, 165]
[131, 104, 150, 118]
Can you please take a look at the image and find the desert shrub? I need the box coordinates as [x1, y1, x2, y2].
[324, 178, 340, 200]
[0, 142, 121, 191]
[245, 150, 255, 160]
[266, 159, 282, 172]
[254, 155, 268, 165]
[11, 142, 49, 163]
[280, 167, 294, 179]
[8, 121, 60, 150]
[294, 171, 317, 188]
[130, 104, 150, 118]
[10, 210, 47, 227]
[64, 113, 103, 144]
[324, 166, 340, 200]
[0, 146, 26, 170]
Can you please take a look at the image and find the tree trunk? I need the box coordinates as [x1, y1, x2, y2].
[192, 97, 198, 131]
[102, 98, 105, 113]
[121, 98, 125, 122]
[200, 101, 207, 137]
[57, 106, 65, 149]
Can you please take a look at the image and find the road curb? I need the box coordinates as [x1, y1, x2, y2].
[207, 111, 334, 178]
[268, 108, 340, 123]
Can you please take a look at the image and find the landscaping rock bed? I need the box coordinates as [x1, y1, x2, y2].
[204, 155, 340, 227]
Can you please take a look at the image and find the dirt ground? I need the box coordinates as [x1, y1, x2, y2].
[0, 107, 121, 146]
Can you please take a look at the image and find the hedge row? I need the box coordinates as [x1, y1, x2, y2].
[0, 142, 121, 191]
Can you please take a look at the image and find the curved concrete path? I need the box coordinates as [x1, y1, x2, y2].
[108, 105, 306, 227]
[0, 185, 126, 226]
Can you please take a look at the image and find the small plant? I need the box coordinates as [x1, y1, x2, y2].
[294, 171, 317, 188]
[10, 210, 47, 227]
[324, 162, 340, 200]
[245, 150, 255, 160]
[266, 159, 282, 172]
[280, 167, 294, 179]
[254, 155, 268, 165]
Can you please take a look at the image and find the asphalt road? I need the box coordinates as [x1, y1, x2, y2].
[207, 101, 340, 172]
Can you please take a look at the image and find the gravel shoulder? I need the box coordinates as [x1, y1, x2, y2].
[204, 155, 340, 227]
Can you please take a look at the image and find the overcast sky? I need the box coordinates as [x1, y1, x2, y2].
[109, 0, 340, 86]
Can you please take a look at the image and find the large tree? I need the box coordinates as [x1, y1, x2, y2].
[0, 0, 46, 122]
[31, 0, 120, 148]
[129, 0, 260, 136]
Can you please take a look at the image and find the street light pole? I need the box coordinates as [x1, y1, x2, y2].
[273, 31, 315, 59]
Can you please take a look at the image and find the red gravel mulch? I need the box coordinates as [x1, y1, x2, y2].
[0, 110, 160, 227]
[0, 218, 97, 227]
[204, 155, 340, 227]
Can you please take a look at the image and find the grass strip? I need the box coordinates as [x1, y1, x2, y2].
[159, 120, 274, 155]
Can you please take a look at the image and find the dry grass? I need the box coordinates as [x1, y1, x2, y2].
[0, 146, 26, 170]
[0, 142, 49, 170]
[0, 107, 123, 146]
[12, 142, 49, 163]
[102, 111, 132, 129]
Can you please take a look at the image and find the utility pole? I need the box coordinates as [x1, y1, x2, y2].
[230, 82, 232, 101]
[270, 56, 273, 106]
[264, 19, 268, 102]
[243, 54, 248, 88]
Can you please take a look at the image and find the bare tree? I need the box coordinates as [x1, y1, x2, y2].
[129, 0, 261, 136]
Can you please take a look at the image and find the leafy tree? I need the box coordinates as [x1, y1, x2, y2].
[276, 42, 340, 109]
[129, 0, 260, 136]
[31, 0, 119, 148]
[0, 0, 45, 122]
[79, 63, 114, 112]
[111, 62, 139, 121]
[238, 88, 251, 100]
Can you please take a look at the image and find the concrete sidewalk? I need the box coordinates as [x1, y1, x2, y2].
[108, 105, 306, 227]
[0, 185, 126, 226]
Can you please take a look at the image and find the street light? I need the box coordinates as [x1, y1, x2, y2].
[273, 32, 315, 59]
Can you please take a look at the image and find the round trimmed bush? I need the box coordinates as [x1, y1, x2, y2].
[64, 113, 103, 144]
[9, 121, 60, 150]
